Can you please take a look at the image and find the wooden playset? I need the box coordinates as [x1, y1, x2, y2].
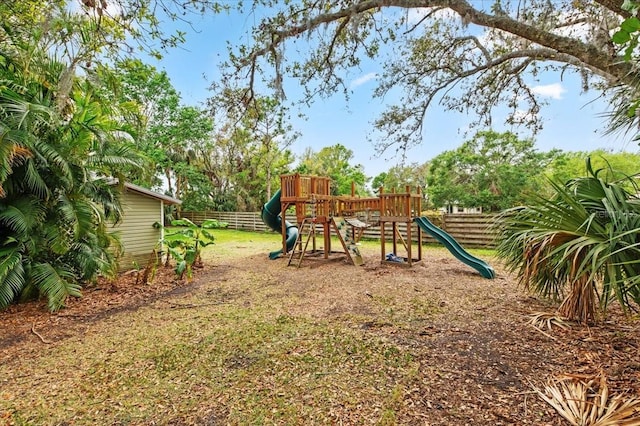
[277, 173, 423, 267]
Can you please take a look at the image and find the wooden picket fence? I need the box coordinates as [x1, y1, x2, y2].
[180, 211, 499, 248]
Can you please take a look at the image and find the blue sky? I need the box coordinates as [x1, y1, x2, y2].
[146, 7, 638, 179]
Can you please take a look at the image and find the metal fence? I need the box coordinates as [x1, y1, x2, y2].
[180, 211, 498, 248]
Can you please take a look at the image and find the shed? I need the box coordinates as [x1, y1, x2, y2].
[111, 182, 181, 271]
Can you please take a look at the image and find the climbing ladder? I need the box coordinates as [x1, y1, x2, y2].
[288, 217, 319, 267]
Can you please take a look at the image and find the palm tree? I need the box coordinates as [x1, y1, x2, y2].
[494, 159, 640, 323]
[0, 44, 141, 311]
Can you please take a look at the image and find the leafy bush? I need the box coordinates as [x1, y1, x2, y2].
[163, 218, 227, 279]
[0, 48, 140, 311]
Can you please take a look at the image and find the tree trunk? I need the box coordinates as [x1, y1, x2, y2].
[558, 275, 598, 324]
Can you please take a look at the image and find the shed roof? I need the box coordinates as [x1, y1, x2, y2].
[122, 182, 182, 205]
[106, 178, 182, 205]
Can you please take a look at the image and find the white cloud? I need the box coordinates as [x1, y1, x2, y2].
[512, 109, 535, 124]
[531, 83, 566, 100]
[350, 72, 378, 89]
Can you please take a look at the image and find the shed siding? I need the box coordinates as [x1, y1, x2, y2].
[111, 191, 162, 270]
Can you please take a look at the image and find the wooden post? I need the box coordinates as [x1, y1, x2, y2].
[392, 222, 398, 257]
[295, 173, 301, 200]
[417, 220, 422, 261]
[379, 186, 385, 262]
[281, 202, 288, 255]
[416, 186, 422, 262]
[405, 185, 411, 218]
[324, 220, 330, 258]
[406, 217, 412, 266]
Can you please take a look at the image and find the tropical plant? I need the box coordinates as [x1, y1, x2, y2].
[0, 46, 141, 311]
[494, 159, 640, 323]
[163, 218, 227, 279]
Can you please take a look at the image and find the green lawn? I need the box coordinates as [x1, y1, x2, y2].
[205, 228, 495, 259]
[1, 228, 514, 426]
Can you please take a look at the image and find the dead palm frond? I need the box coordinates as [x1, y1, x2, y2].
[534, 374, 640, 426]
[528, 312, 570, 331]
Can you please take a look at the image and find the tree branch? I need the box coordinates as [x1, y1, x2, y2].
[454, 35, 492, 62]
[592, 0, 632, 19]
[223, 0, 635, 155]
[555, 17, 590, 29]
[237, 0, 631, 89]
[236, 1, 384, 69]
[403, 6, 445, 34]
[442, 0, 631, 83]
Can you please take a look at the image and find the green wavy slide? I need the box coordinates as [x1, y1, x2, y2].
[261, 189, 299, 260]
[414, 216, 495, 279]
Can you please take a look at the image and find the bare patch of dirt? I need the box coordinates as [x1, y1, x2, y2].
[1, 245, 639, 425]
[0, 264, 232, 356]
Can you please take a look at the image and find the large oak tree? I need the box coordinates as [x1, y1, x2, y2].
[221, 0, 638, 155]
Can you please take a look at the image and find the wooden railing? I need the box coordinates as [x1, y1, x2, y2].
[378, 186, 422, 222]
[280, 173, 332, 202]
[180, 211, 499, 248]
[334, 196, 380, 217]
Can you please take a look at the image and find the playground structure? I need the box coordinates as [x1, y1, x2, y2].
[261, 173, 495, 278]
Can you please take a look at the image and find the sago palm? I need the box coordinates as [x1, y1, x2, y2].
[495, 159, 640, 323]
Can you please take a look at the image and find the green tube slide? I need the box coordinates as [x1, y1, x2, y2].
[414, 216, 495, 279]
[261, 189, 299, 259]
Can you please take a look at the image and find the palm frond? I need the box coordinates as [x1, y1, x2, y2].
[0, 127, 32, 195]
[600, 82, 640, 140]
[0, 244, 25, 308]
[0, 196, 45, 236]
[32, 138, 72, 186]
[528, 312, 570, 331]
[0, 88, 56, 130]
[41, 218, 72, 255]
[87, 142, 143, 169]
[54, 195, 99, 240]
[534, 374, 640, 425]
[494, 159, 640, 322]
[31, 262, 80, 311]
[79, 178, 123, 223]
[22, 158, 51, 199]
[67, 239, 117, 281]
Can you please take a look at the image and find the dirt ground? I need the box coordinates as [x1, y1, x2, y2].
[1, 244, 639, 425]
